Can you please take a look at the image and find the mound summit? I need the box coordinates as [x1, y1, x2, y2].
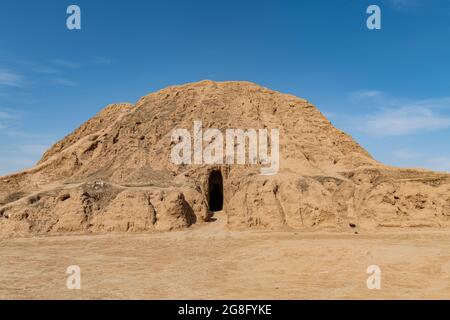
[1, 80, 449, 237]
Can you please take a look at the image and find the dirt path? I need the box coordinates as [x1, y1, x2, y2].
[0, 218, 449, 299]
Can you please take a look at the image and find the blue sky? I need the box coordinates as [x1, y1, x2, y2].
[0, 0, 450, 175]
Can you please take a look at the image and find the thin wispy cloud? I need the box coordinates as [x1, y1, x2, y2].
[51, 59, 81, 69]
[0, 69, 23, 87]
[387, 0, 420, 10]
[3, 129, 54, 139]
[0, 106, 54, 175]
[0, 141, 53, 175]
[12, 59, 60, 75]
[348, 90, 384, 100]
[363, 106, 450, 136]
[0, 110, 16, 119]
[30, 65, 60, 74]
[347, 90, 385, 106]
[0, 109, 52, 141]
[322, 91, 450, 172]
[52, 77, 78, 87]
[404, 97, 450, 110]
[8, 59, 79, 87]
[0, 141, 52, 175]
[0, 108, 23, 130]
[1, 56, 112, 91]
[347, 91, 450, 136]
[93, 56, 113, 65]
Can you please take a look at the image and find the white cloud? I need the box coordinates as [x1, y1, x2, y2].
[31, 65, 60, 74]
[0, 70, 23, 87]
[3, 129, 53, 139]
[387, 0, 420, 10]
[0, 142, 52, 175]
[0, 108, 22, 119]
[0, 142, 52, 176]
[0, 108, 23, 131]
[52, 78, 78, 87]
[348, 91, 450, 136]
[405, 97, 450, 110]
[347, 90, 385, 107]
[94, 56, 113, 65]
[0, 111, 14, 119]
[51, 59, 81, 69]
[389, 0, 416, 5]
[349, 90, 383, 100]
[363, 106, 450, 136]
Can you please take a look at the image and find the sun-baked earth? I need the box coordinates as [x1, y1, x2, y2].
[1, 214, 449, 299]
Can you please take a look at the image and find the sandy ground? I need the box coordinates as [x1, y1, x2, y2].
[0, 212, 449, 300]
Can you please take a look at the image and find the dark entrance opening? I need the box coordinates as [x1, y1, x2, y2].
[208, 170, 223, 212]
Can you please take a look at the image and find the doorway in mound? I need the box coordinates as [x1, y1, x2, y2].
[208, 170, 223, 212]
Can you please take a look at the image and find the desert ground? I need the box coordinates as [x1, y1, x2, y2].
[0, 212, 449, 300]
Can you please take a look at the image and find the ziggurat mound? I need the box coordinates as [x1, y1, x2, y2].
[1, 80, 449, 238]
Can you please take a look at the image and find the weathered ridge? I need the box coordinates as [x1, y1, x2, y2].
[1, 80, 449, 238]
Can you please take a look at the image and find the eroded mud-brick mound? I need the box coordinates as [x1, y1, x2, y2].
[1, 80, 449, 237]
